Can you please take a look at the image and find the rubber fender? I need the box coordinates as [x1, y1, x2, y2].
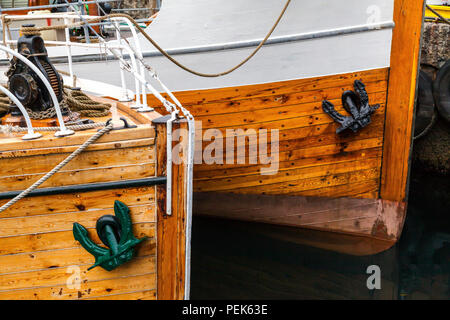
[433, 60, 450, 124]
[415, 70, 437, 139]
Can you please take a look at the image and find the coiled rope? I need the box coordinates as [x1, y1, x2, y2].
[14, 0, 291, 78]
[0, 123, 113, 213]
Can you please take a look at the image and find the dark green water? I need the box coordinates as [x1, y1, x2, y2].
[190, 170, 450, 300]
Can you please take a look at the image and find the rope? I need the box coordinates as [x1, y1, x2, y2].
[0, 121, 106, 134]
[12, 0, 291, 78]
[0, 90, 9, 117]
[0, 123, 113, 214]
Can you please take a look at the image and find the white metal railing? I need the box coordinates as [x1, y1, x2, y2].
[0, 44, 74, 138]
[0, 11, 194, 299]
[1, 13, 145, 107]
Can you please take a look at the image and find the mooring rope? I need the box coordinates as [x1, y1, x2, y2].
[0, 121, 106, 134]
[0, 123, 113, 213]
[0, 83, 111, 120]
[0, 90, 9, 117]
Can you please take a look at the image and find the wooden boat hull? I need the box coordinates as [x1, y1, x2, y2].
[193, 193, 405, 256]
[0, 104, 190, 299]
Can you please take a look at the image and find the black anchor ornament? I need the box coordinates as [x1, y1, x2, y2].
[322, 80, 380, 134]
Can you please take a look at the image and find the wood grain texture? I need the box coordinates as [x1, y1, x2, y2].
[84, 290, 157, 300]
[152, 68, 389, 199]
[0, 102, 187, 300]
[149, 68, 388, 107]
[381, 0, 425, 201]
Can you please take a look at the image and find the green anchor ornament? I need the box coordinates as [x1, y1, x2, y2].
[73, 200, 147, 271]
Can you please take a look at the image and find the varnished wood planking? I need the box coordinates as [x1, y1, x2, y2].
[189, 81, 387, 122]
[0, 205, 155, 237]
[195, 112, 386, 154]
[195, 195, 378, 224]
[194, 158, 381, 192]
[295, 179, 380, 199]
[0, 100, 189, 299]
[0, 138, 155, 159]
[194, 118, 385, 176]
[0, 146, 154, 177]
[194, 107, 386, 138]
[181, 80, 388, 117]
[381, 0, 425, 201]
[195, 92, 387, 129]
[0, 115, 160, 299]
[0, 125, 155, 153]
[149, 68, 389, 107]
[0, 187, 155, 219]
[223, 168, 380, 195]
[0, 181, 157, 299]
[175, 122, 188, 299]
[0, 132, 155, 192]
[253, 203, 379, 227]
[0, 183, 157, 298]
[194, 136, 383, 198]
[151, 70, 388, 199]
[0, 273, 156, 300]
[155, 120, 169, 300]
[0, 239, 155, 274]
[194, 193, 406, 247]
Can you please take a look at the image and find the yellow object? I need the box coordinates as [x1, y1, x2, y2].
[425, 5, 450, 19]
